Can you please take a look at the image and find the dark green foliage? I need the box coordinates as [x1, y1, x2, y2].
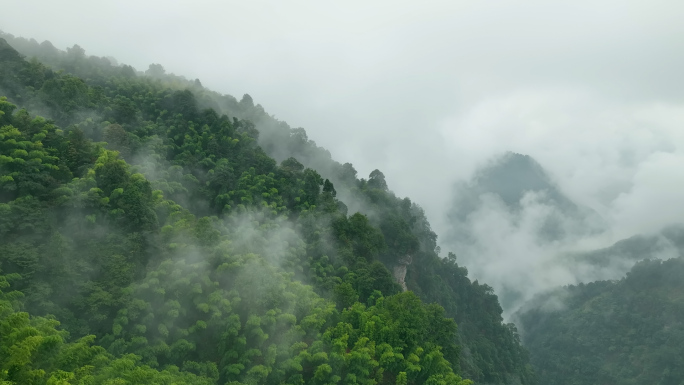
[409, 252, 536, 384]
[517, 258, 684, 385]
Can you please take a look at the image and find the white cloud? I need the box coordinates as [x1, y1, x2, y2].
[612, 151, 684, 238]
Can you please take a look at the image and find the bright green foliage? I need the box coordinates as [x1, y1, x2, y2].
[0, 275, 214, 385]
[517, 258, 684, 385]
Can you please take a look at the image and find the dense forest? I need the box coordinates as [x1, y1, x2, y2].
[516, 258, 684, 385]
[0, 32, 535, 384]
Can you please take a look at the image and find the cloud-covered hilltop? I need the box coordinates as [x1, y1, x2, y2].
[443, 151, 683, 315]
[449, 152, 605, 243]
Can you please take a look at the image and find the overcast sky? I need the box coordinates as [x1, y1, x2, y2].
[3, 1, 684, 299]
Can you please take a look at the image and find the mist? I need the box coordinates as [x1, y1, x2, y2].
[2, 0, 684, 314]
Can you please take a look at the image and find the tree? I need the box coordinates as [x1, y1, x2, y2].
[368, 169, 388, 190]
[145, 63, 166, 77]
[66, 44, 85, 59]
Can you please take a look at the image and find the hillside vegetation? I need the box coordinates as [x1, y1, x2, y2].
[0, 33, 534, 385]
[517, 258, 684, 385]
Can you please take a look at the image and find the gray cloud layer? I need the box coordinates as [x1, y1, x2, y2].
[3, 0, 684, 312]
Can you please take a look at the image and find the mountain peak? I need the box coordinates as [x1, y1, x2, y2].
[451, 152, 579, 218]
[448, 151, 605, 245]
[474, 151, 561, 208]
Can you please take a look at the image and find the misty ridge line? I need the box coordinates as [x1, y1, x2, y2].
[0, 29, 443, 257]
[3, 28, 681, 318]
[4, 34, 682, 257]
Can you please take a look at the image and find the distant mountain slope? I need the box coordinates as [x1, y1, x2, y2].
[567, 224, 684, 269]
[515, 257, 684, 385]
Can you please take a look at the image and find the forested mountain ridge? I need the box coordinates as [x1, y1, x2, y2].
[0, 33, 534, 385]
